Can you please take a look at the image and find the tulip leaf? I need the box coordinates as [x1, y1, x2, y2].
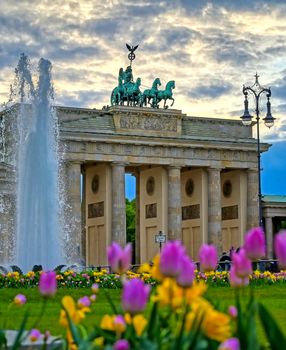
[146, 302, 158, 338]
[11, 310, 29, 350]
[102, 289, 118, 314]
[0, 330, 7, 348]
[258, 302, 286, 350]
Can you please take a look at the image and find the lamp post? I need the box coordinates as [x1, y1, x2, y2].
[241, 73, 275, 227]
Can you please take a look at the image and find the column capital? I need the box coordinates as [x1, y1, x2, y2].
[207, 166, 222, 173]
[111, 162, 128, 168]
[167, 165, 181, 170]
[247, 168, 258, 173]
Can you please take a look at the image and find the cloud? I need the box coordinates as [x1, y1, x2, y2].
[271, 75, 286, 100]
[56, 89, 108, 108]
[187, 81, 233, 99]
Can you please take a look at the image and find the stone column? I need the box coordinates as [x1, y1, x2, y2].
[81, 165, 87, 264]
[265, 216, 273, 259]
[135, 170, 141, 264]
[111, 163, 126, 246]
[65, 161, 82, 263]
[207, 167, 222, 253]
[247, 169, 259, 229]
[168, 166, 182, 240]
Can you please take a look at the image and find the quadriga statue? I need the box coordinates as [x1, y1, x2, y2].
[110, 65, 175, 108]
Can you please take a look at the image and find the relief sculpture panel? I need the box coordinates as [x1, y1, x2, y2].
[119, 115, 177, 132]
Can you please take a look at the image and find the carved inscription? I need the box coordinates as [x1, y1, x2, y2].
[146, 203, 157, 219]
[182, 204, 200, 220]
[222, 205, 238, 220]
[120, 115, 177, 132]
[88, 201, 104, 218]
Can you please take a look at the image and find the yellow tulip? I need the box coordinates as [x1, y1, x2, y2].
[133, 315, 147, 336]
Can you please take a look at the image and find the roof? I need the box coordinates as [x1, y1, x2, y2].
[262, 195, 286, 203]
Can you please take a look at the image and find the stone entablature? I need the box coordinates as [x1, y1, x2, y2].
[62, 139, 259, 169]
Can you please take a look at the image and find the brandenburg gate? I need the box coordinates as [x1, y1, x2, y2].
[58, 103, 265, 265]
[0, 50, 269, 266]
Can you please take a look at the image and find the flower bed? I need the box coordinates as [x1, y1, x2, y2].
[1, 268, 286, 289]
[1, 227, 286, 349]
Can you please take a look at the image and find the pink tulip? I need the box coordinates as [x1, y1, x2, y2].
[91, 283, 99, 293]
[228, 305, 238, 319]
[29, 329, 41, 342]
[77, 296, 91, 308]
[39, 271, 57, 296]
[231, 248, 252, 278]
[160, 240, 185, 277]
[244, 227, 266, 260]
[274, 231, 286, 269]
[114, 315, 126, 329]
[176, 255, 195, 288]
[90, 294, 97, 302]
[218, 337, 240, 350]
[107, 242, 132, 274]
[113, 339, 130, 350]
[229, 266, 249, 288]
[122, 278, 150, 315]
[14, 294, 27, 305]
[199, 244, 218, 272]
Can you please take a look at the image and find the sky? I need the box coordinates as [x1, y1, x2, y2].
[0, 0, 286, 196]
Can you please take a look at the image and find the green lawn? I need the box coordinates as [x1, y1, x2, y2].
[0, 285, 285, 344]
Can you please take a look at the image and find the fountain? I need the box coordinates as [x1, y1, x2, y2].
[14, 54, 64, 272]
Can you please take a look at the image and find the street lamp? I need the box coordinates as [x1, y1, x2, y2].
[241, 73, 275, 227]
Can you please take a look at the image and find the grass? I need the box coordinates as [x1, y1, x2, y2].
[0, 285, 285, 343]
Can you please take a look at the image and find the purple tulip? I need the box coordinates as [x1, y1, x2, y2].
[159, 240, 185, 277]
[39, 271, 57, 296]
[77, 296, 91, 308]
[107, 242, 132, 274]
[228, 305, 238, 319]
[122, 278, 150, 315]
[218, 337, 240, 350]
[229, 266, 249, 288]
[274, 231, 286, 269]
[176, 255, 195, 288]
[244, 227, 266, 260]
[199, 244, 218, 272]
[113, 339, 130, 350]
[29, 329, 41, 342]
[231, 248, 252, 278]
[14, 294, 27, 305]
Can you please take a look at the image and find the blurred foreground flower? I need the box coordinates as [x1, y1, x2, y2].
[14, 293, 27, 305]
[122, 278, 150, 314]
[274, 230, 286, 269]
[113, 339, 130, 350]
[229, 266, 249, 288]
[60, 295, 90, 327]
[39, 271, 57, 296]
[159, 240, 185, 277]
[176, 254, 195, 287]
[107, 242, 132, 274]
[199, 244, 218, 271]
[244, 227, 266, 260]
[101, 314, 126, 334]
[231, 249, 252, 278]
[218, 337, 240, 350]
